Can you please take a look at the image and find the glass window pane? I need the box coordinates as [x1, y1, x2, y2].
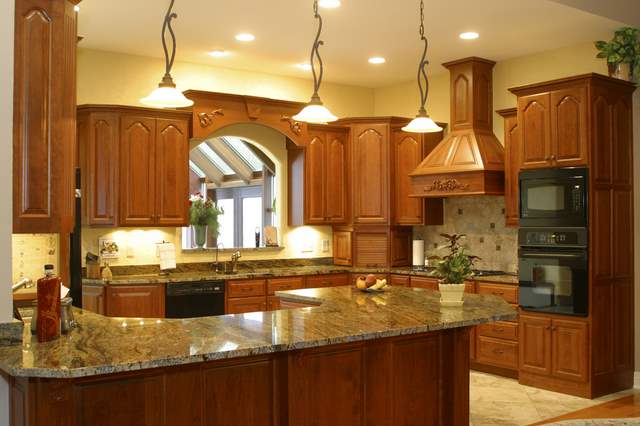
[242, 197, 262, 248]
[217, 199, 234, 248]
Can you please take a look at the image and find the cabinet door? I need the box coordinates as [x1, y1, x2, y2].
[551, 319, 588, 382]
[550, 87, 588, 167]
[305, 274, 349, 288]
[393, 131, 423, 225]
[156, 118, 189, 226]
[106, 284, 165, 318]
[352, 124, 389, 224]
[227, 297, 267, 314]
[502, 112, 519, 227]
[82, 285, 105, 315]
[519, 314, 552, 375]
[85, 112, 119, 225]
[119, 116, 156, 226]
[410, 277, 439, 290]
[518, 94, 552, 169]
[267, 277, 304, 295]
[333, 230, 352, 266]
[389, 275, 410, 287]
[353, 231, 388, 267]
[325, 132, 348, 223]
[13, 0, 77, 234]
[304, 132, 326, 224]
[390, 228, 411, 266]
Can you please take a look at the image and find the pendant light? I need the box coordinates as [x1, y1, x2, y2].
[402, 0, 442, 133]
[140, 0, 194, 108]
[293, 0, 338, 124]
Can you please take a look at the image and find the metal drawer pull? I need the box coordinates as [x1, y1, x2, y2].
[492, 327, 505, 333]
[492, 291, 504, 296]
[492, 348, 504, 355]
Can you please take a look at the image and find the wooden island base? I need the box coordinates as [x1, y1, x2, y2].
[10, 327, 471, 426]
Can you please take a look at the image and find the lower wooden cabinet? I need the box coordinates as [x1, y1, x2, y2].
[305, 273, 349, 288]
[82, 285, 106, 315]
[105, 284, 165, 318]
[227, 296, 267, 314]
[389, 274, 410, 287]
[476, 335, 519, 370]
[267, 277, 304, 295]
[410, 276, 439, 290]
[519, 313, 588, 383]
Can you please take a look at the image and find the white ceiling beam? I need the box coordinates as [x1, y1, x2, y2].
[190, 149, 224, 187]
[205, 138, 253, 184]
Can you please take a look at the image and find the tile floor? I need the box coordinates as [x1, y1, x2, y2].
[470, 372, 635, 425]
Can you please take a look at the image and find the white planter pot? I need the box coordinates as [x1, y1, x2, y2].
[439, 283, 466, 307]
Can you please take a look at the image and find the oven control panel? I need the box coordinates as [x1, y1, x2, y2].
[518, 228, 587, 248]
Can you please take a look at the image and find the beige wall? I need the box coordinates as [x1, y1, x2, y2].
[77, 48, 374, 118]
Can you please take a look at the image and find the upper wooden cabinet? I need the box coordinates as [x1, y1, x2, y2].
[78, 106, 191, 227]
[13, 0, 79, 233]
[351, 123, 389, 224]
[512, 80, 589, 170]
[497, 108, 519, 227]
[288, 126, 349, 226]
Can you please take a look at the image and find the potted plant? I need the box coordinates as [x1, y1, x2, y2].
[189, 193, 224, 248]
[595, 27, 640, 83]
[434, 233, 479, 306]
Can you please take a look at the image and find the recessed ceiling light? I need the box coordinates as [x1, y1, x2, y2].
[318, 0, 341, 8]
[209, 50, 230, 58]
[368, 57, 386, 64]
[235, 33, 255, 42]
[296, 63, 312, 71]
[459, 32, 479, 40]
[73, 5, 80, 12]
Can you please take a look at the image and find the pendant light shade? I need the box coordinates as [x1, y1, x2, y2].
[402, 113, 442, 133]
[140, 0, 193, 108]
[404, 0, 440, 133]
[292, 96, 337, 124]
[294, 0, 338, 124]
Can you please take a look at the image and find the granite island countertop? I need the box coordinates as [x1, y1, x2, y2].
[83, 265, 518, 286]
[0, 286, 516, 379]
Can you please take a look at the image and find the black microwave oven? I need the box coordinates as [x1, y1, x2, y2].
[519, 167, 588, 227]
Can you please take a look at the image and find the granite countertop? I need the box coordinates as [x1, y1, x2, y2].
[83, 266, 518, 286]
[0, 287, 516, 379]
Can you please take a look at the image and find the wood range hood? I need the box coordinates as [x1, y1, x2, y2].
[409, 57, 505, 197]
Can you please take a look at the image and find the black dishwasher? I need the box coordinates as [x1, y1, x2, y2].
[165, 280, 225, 318]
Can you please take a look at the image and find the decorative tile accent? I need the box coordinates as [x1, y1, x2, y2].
[0, 320, 24, 347]
[414, 196, 518, 273]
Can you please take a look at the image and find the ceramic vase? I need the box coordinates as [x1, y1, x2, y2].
[438, 282, 466, 307]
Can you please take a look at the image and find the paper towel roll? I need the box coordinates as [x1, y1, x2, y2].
[412, 240, 425, 267]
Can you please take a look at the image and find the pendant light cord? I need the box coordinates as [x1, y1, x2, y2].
[309, 0, 324, 101]
[160, 0, 178, 86]
[416, 0, 430, 115]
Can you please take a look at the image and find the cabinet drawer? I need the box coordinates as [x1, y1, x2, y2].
[477, 283, 518, 304]
[267, 277, 304, 295]
[411, 277, 439, 291]
[477, 321, 518, 341]
[227, 296, 267, 314]
[227, 280, 266, 298]
[305, 274, 349, 288]
[389, 275, 410, 287]
[476, 336, 519, 370]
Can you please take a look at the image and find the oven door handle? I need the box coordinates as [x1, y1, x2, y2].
[520, 252, 584, 258]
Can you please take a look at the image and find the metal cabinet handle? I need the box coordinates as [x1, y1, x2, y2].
[550, 155, 556, 161]
[492, 348, 504, 355]
[492, 291, 504, 296]
[492, 327, 505, 333]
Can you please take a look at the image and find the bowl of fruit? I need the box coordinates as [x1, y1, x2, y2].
[355, 274, 390, 293]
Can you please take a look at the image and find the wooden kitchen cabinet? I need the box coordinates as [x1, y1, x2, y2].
[290, 126, 349, 226]
[519, 313, 588, 383]
[227, 279, 266, 298]
[267, 277, 304, 295]
[410, 276, 439, 291]
[106, 284, 165, 318]
[78, 106, 191, 227]
[513, 85, 588, 170]
[13, 0, 78, 234]
[389, 275, 410, 287]
[332, 228, 352, 266]
[305, 273, 350, 288]
[82, 285, 106, 315]
[227, 296, 267, 314]
[352, 226, 411, 268]
[497, 108, 519, 227]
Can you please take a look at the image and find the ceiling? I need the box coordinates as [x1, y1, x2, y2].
[77, 0, 622, 88]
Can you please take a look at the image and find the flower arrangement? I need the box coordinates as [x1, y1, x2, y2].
[434, 233, 479, 285]
[595, 27, 640, 83]
[189, 193, 224, 242]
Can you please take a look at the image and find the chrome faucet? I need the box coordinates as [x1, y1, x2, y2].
[229, 251, 242, 274]
[212, 243, 224, 273]
[12, 277, 33, 293]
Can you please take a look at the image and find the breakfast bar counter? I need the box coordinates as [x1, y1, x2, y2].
[1, 286, 516, 425]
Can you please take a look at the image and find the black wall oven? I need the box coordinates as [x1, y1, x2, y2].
[518, 228, 588, 317]
[519, 167, 587, 227]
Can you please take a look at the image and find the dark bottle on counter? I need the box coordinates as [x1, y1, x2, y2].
[255, 227, 261, 248]
[36, 264, 61, 343]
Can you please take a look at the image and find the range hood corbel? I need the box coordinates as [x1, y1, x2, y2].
[409, 57, 505, 197]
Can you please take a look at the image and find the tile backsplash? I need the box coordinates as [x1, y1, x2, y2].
[413, 196, 518, 273]
[11, 234, 60, 283]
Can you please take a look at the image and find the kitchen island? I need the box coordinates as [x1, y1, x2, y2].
[0, 286, 515, 426]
